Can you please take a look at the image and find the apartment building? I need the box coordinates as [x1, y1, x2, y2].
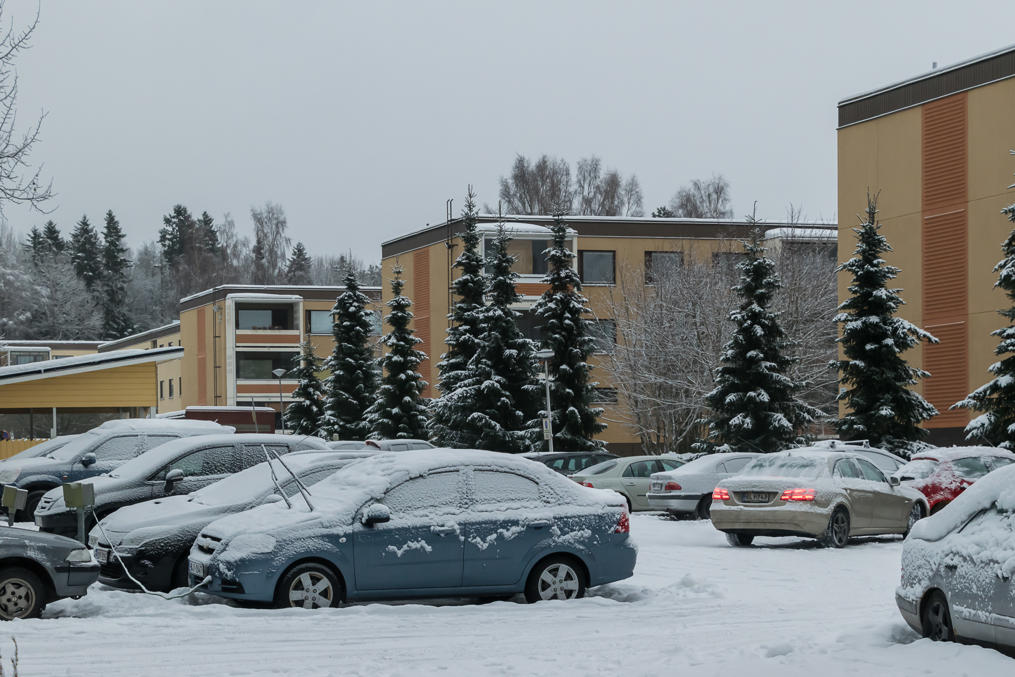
[98, 321, 183, 414]
[381, 214, 833, 454]
[837, 44, 1015, 444]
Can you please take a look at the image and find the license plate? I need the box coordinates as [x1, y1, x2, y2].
[94, 548, 110, 564]
[740, 492, 772, 503]
[651, 482, 662, 492]
[189, 560, 206, 579]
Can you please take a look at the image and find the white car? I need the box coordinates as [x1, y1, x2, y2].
[646, 452, 760, 518]
[896, 462, 1015, 647]
[570, 456, 685, 511]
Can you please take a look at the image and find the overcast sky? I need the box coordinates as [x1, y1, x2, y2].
[7, 0, 1015, 262]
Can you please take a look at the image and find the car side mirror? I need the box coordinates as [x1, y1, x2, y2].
[361, 503, 390, 527]
[164, 468, 185, 492]
[80, 453, 97, 468]
[889, 475, 901, 487]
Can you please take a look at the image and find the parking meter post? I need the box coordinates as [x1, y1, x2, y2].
[63, 482, 95, 545]
[1, 486, 27, 527]
[76, 507, 85, 545]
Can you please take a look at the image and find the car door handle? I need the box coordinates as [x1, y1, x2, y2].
[623, 481, 637, 486]
[528, 520, 551, 529]
[430, 525, 457, 535]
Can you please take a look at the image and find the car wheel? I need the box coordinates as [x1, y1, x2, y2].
[921, 590, 954, 641]
[524, 557, 586, 603]
[903, 503, 925, 538]
[20, 490, 47, 522]
[0, 567, 46, 620]
[725, 533, 754, 547]
[696, 496, 711, 520]
[275, 563, 343, 610]
[820, 507, 850, 548]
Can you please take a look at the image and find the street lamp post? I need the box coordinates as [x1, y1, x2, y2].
[534, 349, 555, 452]
[271, 367, 288, 434]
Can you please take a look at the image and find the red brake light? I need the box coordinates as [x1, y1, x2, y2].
[613, 511, 630, 534]
[664, 481, 681, 491]
[580, 481, 594, 488]
[779, 488, 816, 502]
[712, 487, 730, 501]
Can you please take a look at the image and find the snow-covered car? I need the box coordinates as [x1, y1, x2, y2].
[896, 462, 1015, 648]
[523, 451, 617, 475]
[571, 455, 685, 511]
[35, 434, 327, 538]
[808, 439, 906, 475]
[0, 526, 98, 619]
[893, 446, 1015, 515]
[365, 439, 435, 451]
[91, 450, 360, 592]
[189, 449, 636, 608]
[0, 419, 235, 521]
[646, 452, 759, 518]
[711, 448, 929, 548]
[0, 434, 80, 464]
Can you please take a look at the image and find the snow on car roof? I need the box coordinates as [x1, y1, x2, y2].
[910, 446, 1015, 461]
[909, 462, 1015, 542]
[96, 418, 234, 433]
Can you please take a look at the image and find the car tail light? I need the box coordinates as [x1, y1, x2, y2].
[579, 481, 594, 488]
[779, 488, 816, 502]
[613, 510, 630, 534]
[712, 487, 730, 501]
[664, 481, 681, 491]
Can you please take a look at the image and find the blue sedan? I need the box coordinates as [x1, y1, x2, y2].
[189, 449, 636, 608]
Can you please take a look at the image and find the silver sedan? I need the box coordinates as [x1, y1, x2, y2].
[570, 456, 685, 511]
[646, 452, 760, 519]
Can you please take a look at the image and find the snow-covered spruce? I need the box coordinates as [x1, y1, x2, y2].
[443, 223, 539, 452]
[429, 188, 487, 447]
[70, 214, 103, 292]
[284, 241, 313, 285]
[323, 271, 379, 440]
[530, 213, 606, 450]
[365, 268, 429, 440]
[284, 339, 328, 437]
[833, 194, 937, 455]
[100, 209, 135, 339]
[953, 192, 1015, 447]
[696, 230, 818, 454]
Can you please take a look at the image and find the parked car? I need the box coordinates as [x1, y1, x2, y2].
[365, 439, 435, 451]
[896, 462, 1015, 648]
[808, 439, 906, 475]
[35, 433, 327, 538]
[0, 435, 80, 464]
[646, 452, 760, 518]
[0, 419, 235, 521]
[327, 441, 372, 451]
[893, 446, 1015, 515]
[711, 448, 929, 548]
[523, 451, 618, 475]
[189, 449, 636, 608]
[571, 455, 686, 511]
[0, 526, 99, 619]
[91, 450, 360, 592]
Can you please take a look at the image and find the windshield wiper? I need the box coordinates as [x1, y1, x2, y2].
[262, 444, 314, 512]
[262, 446, 293, 509]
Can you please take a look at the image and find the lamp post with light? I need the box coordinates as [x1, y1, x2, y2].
[271, 367, 288, 434]
[534, 349, 555, 452]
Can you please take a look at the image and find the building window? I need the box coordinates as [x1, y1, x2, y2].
[178, 377, 182, 398]
[150, 340, 157, 349]
[644, 251, 684, 284]
[8, 351, 48, 365]
[159, 380, 164, 400]
[587, 319, 617, 354]
[516, 311, 541, 343]
[168, 379, 174, 399]
[236, 306, 294, 330]
[592, 387, 618, 404]
[579, 251, 615, 285]
[369, 310, 382, 336]
[306, 310, 334, 335]
[236, 351, 296, 380]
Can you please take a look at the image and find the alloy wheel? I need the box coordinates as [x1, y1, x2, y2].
[536, 563, 581, 601]
[831, 510, 849, 547]
[0, 578, 35, 620]
[288, 571, 334, 609]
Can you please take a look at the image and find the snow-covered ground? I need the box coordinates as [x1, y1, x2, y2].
[8, 515, 1013, 675]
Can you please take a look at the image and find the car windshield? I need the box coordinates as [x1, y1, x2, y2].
[740, 455, 825, 479]
[896, 459, 938, 480]
[45, 431, 104, 461]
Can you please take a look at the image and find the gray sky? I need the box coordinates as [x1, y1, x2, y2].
[8, 0, 1015, 261]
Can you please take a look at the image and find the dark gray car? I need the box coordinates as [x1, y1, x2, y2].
[0, 527, 99, 619]
[35, 434, 328, 538]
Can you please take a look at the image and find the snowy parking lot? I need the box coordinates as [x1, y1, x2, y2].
[5, 514, 1012, 676]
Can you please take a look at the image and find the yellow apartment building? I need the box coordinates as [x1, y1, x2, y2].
[837, 44, 1015, 445]
[381, 215, 833, 454]
[98, 321, 183, 414]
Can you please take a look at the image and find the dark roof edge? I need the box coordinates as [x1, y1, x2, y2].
[97, 321, 181, 353]
[178, 284, 383, 313]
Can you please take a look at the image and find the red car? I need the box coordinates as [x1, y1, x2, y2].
[893, 447, 1015, 514]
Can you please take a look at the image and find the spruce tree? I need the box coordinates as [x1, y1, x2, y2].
[323, 272, 378, 440]
[196, 211, 221, 255]
[531, 214, 606, 450]
[100, 210, 134, 339]
[42, 221, 65, 255]
[284, 339, 328, 437]
[697, 231, 818, 454]
[285, 242, 313, 284]
[24, 226, 46, 266]
[952, 199, 1015, 447]
[365, 268, 429, 440]
[158, 204, 197, 267]
[834, 194, 938, 453]
[428, 188, 487, 446]
[70, 215, 103, 291]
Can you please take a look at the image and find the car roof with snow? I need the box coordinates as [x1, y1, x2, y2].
[910, 446, 1015, 462]
[94, 418, 235, 434]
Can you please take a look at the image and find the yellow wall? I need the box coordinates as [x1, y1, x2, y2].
[0, 363, 159, 409]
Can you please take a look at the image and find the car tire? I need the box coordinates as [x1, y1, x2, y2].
[275, 563, 343, 610]
[903, 502, 925, 538]
[696, 496, 711, 520]
[524, 556, 586, 603]
[725, 533, 754, 547]
[819, 507, 850, 548]
[920, 590, 954, 642]
[20, 490, 47, 522]
[0, 567, 47, 620]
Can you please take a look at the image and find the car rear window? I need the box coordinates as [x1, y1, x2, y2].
[740, 455, 824, 479]
[897, 459, 938, 480]
[585, 461, 617, 475]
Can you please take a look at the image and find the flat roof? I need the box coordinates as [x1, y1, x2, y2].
[0, 340, 103, 350]
[0, 346, 183, 386]
[97, 321, 181, 353]
[178, 284, 382, 312]
[382, 214, 833, 259]
[838, 43, 1015, 127]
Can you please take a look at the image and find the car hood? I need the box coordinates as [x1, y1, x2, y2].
[0, 456, 67, 481]
[96, 495, 235, 545]
[0, 524, 82, 551]
[203, 502, 331, 544]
